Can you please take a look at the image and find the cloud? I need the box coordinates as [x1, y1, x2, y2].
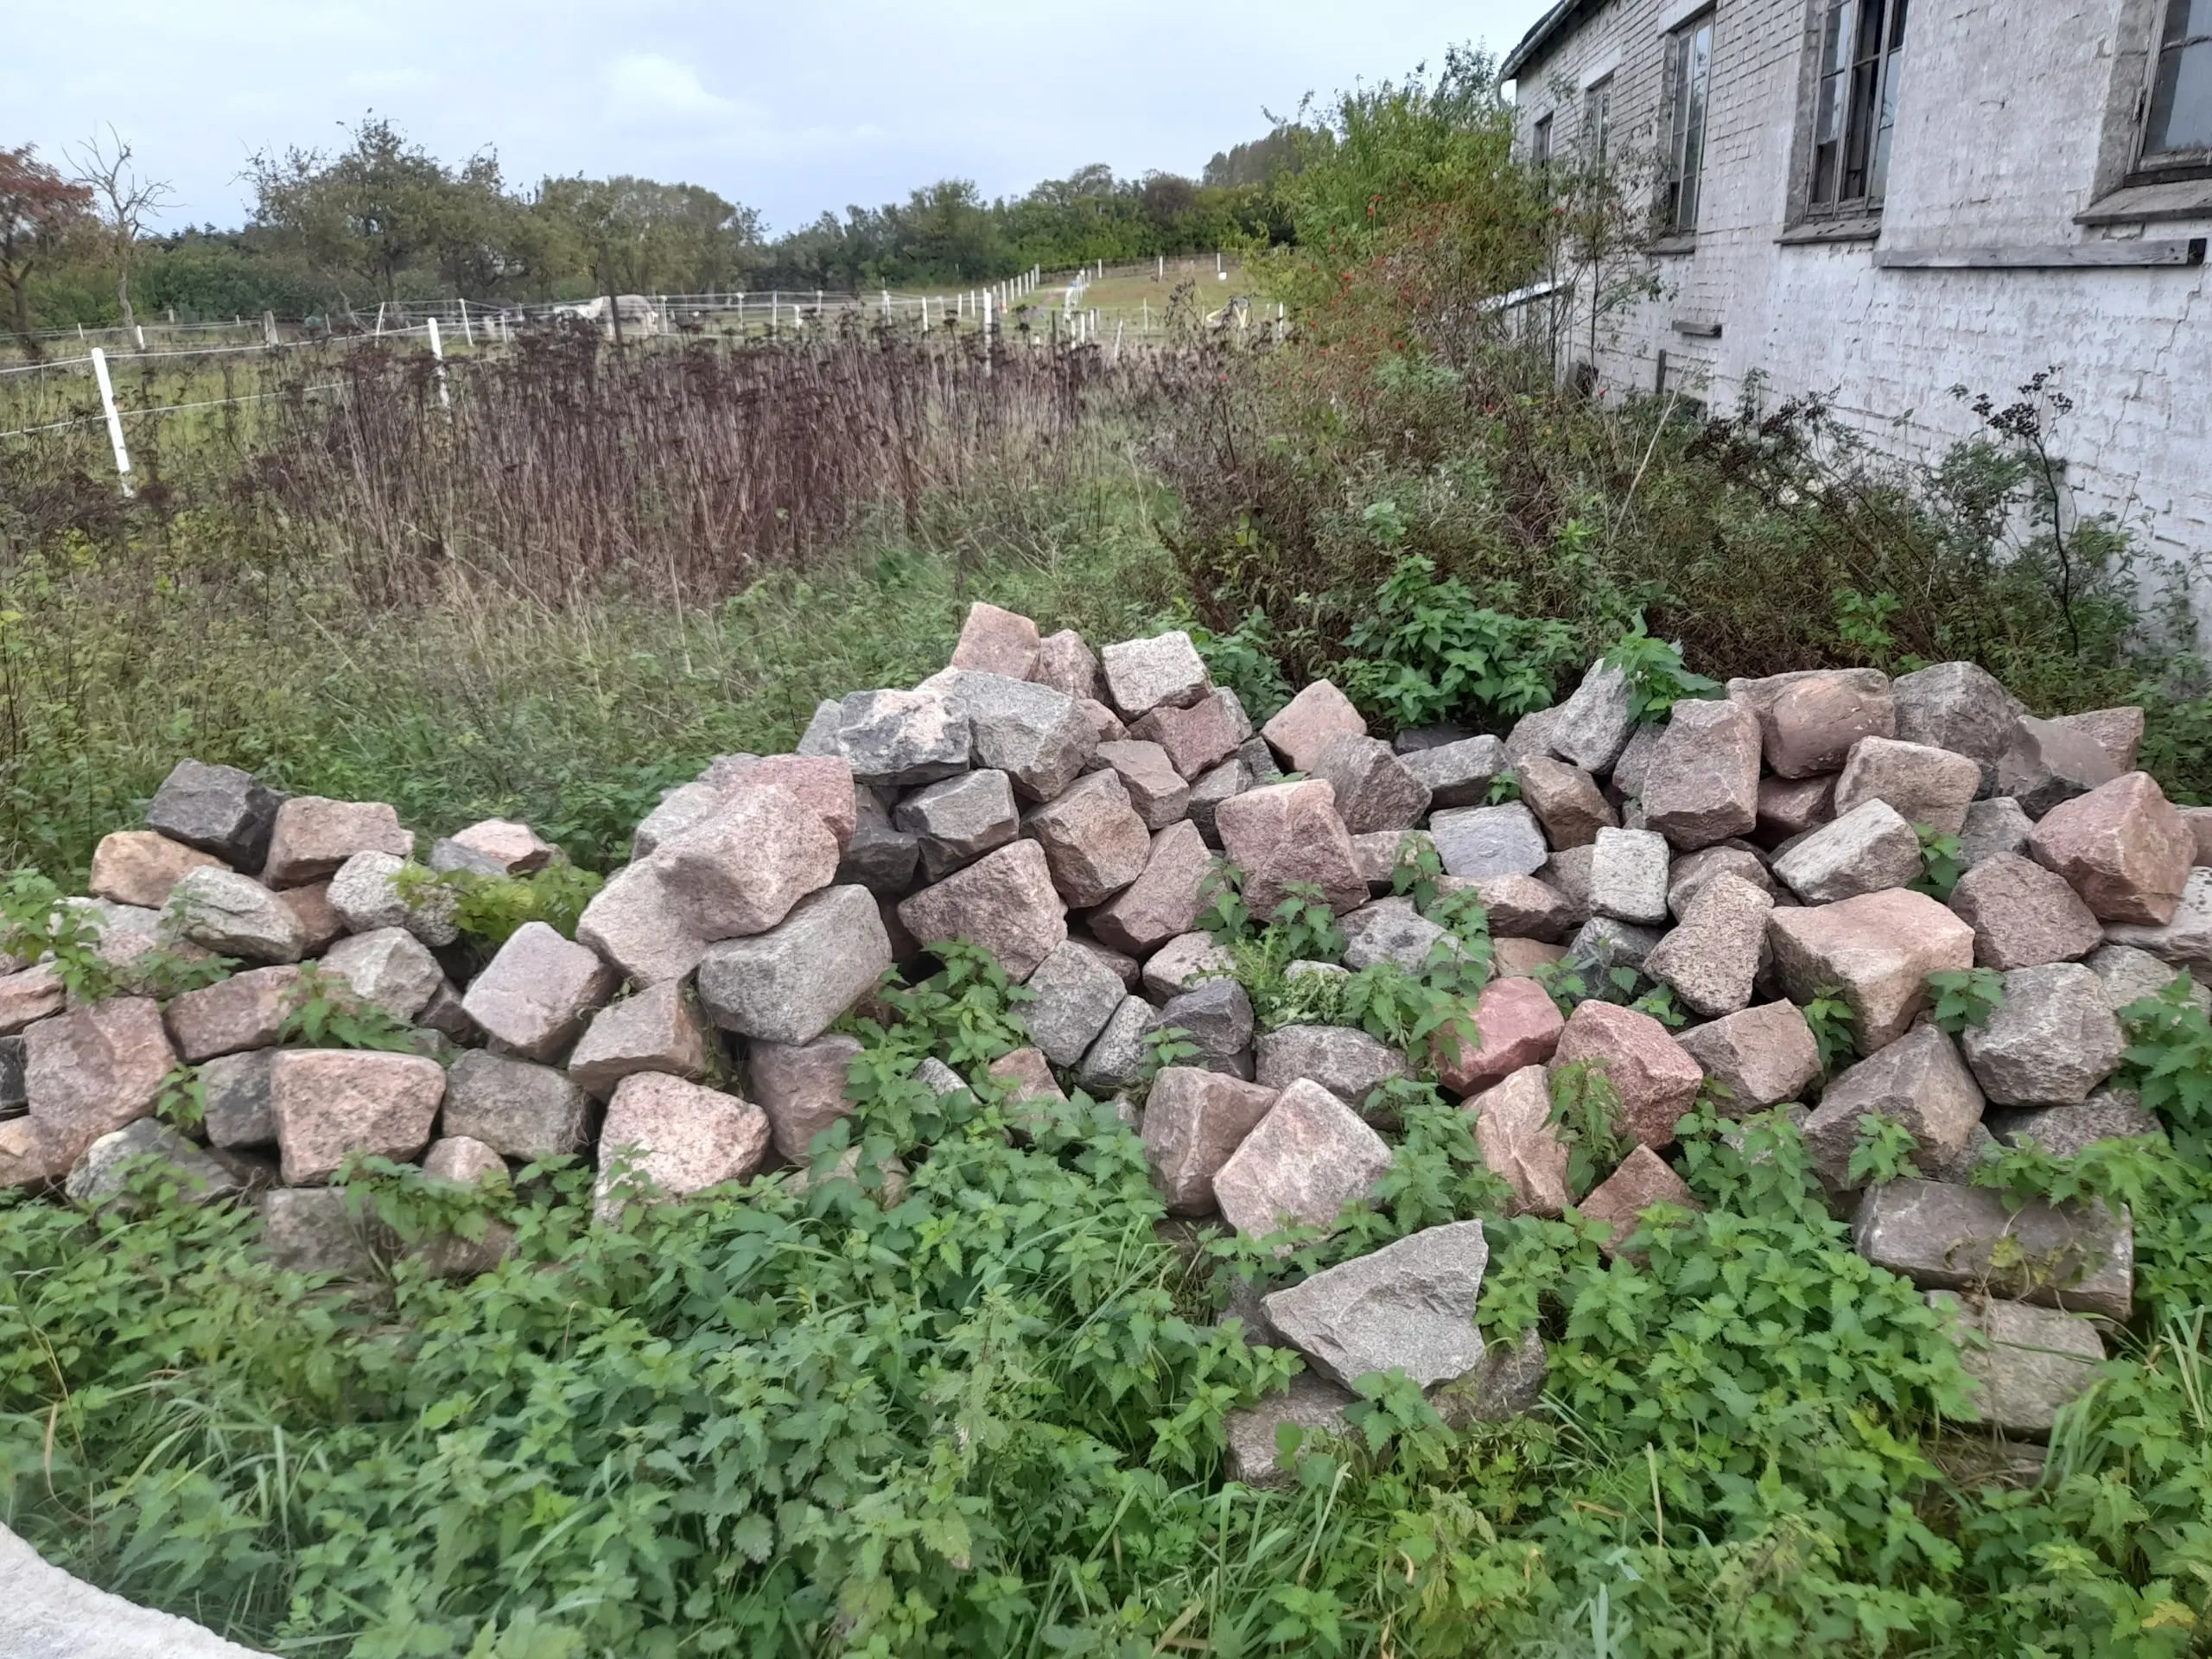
[602, 54, 761, 130]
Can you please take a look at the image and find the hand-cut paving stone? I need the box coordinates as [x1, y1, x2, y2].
[2105, 865, 2212, 972]
[1146, 978, 1255, 1076]
[1101, 630, 1211, 719]
[1539, 844, 1596, 925]
[897, 768, 1020, 881]
[1436, 976, 1564, 1096]
[1754, 773, 1838, 845]
[1262, 1219, 1490, 1389]
[1550, 1001, 1703, 1148]
[321, 926, 442, 1021]
[1642, 697, 1762, 849]
[594, 1073, 771, 1222]
[146, 759, 288, 870]
[429, 838, 510, 877]
[2182, 804, 2212, 865]
[1734, 669, 1895, 779]
[838, 787, 921, 895]
[164, 868, 308, 963]
[1066, 933, 1141, 988]
[1958, 797, 2035, 868]
[899, 840, 1067, 981]
[1996, 715, 2124, 818]
[1644, 873, 1773, 1016]
[950, 601, 1040, 677]
[1354, 830, 1434, 894]
[1261, 679, 1367, 772]
[410, 1135, 518, 1278]
[836, 688, 972, 787]
[1960, 962, 2126, 1106]
[1504, 706, 1565, 766]
[656, 785, 841, 941]
[1141, 931, 1237, 1001]
[1579, 1144, 1702, 1257]
[1340, 896, 1458, 974]
[1131, 690, 1242, 781]
[2088, 942, 2209, 1012]
[443, 1050, 591, 1158]
[747, 1033, 864, 1162]
[1548, 659, 1638, 773]
[1430, 803, 1549, 881]
[1891, 661, 2026, 794]
[66, 897, 213, 995]
[0, 1116, 69, 1188]
[796, 699, 843, 756]
[1853, 1178, 2133, 1319]
[1213, 1078, 1392, 1242]
[1563, 916, 1667, 979]
[22, 997, 175, 1166]
[2049, 706, 2145, 771]
[1516, 755, 1617, 849]
[1091, 740, 1190, 829]
[1926, 1292, 2105, 1439]
[1022, 770, 1151, 908]
[711, 755, 861, 849]
[67, 1118, 237, 1208]
[933, 670, 1099, 802]
[462, 921, 619, 1061]
[1216, 779, 1369, 915]
[1090, 822, 1213, 955]
[88, 830, 226, 910]
[1771, 799, 1923, 903]
[1472, 873, 1576, 942]
[1309, 734, 1432, 834]
[1033, 627, 1105, 702]
[1948, 852, 2104, 969]
[164, 964, 304, 1062]
[1254, 1024, 1408, 1110]
[446, 818, 557, 873]
[1080, 696, 1127, 746]
[1217, 687, 1255, 745]
[1834, 736, 1981, 835]
[1431, 1325, 1551, 1427]
[1767, 888, 1974, 1052]
[629, 782, 722, 859]
[327, 850, 460, 946]
[699, 885, 892, 1044]
[257, 1185, 392, 1276]
[1465, 1065, 1570, 1216]
[1492, 937, 1570, 978]
[1611, 722, 1665, 798]
[2028, 772, 2194, 925]
[1675, 1001, 1821, 1113]
[1986, 1086, 2166, 1159]
[1802, 1024, 1986, 1186]
[1401, 734, 1509, 809]
[1142, 1067, 1279, 1214]
[567, 980, 709, 1098]
[270, 1049, 444, 1185]
[1076, 995, 1154, 1093]
[1666, 843, 1771, 918]
[575, 861, 708, 986]
[1024, 938, 1128, 1065]
[419, 978, 480, 1046]
[1224, 1372, 1357, 1489]
[1186, 757, 1250, 846]
[261, 798, 412, 888]
[1589, 827, 1670, 924]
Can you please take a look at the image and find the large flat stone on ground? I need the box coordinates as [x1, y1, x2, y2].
[1430, 803, 1549, 881]
[1224, 1373, 1356, 1489]
[1927, 1292, 2105, 1439]
[1262, 1219, 1489, 1389]
[1853, 1179, 2133, 1319]
[1212, 1078, 1392, 1243]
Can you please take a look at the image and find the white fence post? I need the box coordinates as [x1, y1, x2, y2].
[428, 318, 450, 410]
[982, 289, 994, 373]
[459, 298, 474, 346]
[89, 346, 132, 499]
[262, 310, 278, 346]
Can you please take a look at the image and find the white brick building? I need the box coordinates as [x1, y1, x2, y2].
[1503, 0, 2212, 634]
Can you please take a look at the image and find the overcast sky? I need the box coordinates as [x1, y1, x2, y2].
[10, 1, 1554, 234]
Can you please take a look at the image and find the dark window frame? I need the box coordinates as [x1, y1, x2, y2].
[2131, 0, 2212, 183]
[1532, 111, 1555, 168]
[1662, 11, 1717, 232]
[1585, 74, 1615, 165]
[1806, 0, 1909, 217]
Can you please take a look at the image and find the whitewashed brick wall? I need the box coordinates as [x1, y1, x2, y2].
[1511, 0, 2212, 640]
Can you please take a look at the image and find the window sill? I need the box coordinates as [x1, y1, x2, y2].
[1777, 215, 1883, 245]
[2077, 178, 2212, 225]
[1871, 239, 2205, 269]
[1646, 232, 1697, 257]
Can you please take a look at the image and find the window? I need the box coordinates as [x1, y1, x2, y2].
[1808, 0, 1909, 213]
[2142, 0, 2212, 167]
[1663, 15, 1715, 232]
[1532, 112, 1554, 168]
[1585, 76, 1615, 165]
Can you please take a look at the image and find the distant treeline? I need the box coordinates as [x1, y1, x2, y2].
[9, 115, 1315, 331]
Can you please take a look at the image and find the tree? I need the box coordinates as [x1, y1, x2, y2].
[0, 144, 94, 358]
[537, 175, 761, 306]
[68, 126, 172, 334]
